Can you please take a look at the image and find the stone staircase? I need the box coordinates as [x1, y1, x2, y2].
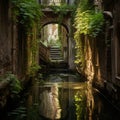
[50, 46, 63, 61]
[49, 46, 68, 72]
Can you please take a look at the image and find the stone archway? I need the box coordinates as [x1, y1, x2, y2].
[41, 23, 68, 62]
[40, 10, 75, 70]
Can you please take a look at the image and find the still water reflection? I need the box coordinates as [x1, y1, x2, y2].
[39, 83, 61, 119]
[7, 73, 120, 120]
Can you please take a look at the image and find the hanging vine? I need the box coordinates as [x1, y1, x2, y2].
[10, 0, 43, 77]
[74, 0, 104, 71]
[10, 0, 43, 33]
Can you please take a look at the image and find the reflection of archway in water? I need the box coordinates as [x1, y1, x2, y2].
[39, 83, 61, 119]
[41, 23, 68, 62]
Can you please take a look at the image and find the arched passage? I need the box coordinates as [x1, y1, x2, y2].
[41, 23, 68, 62]
[39, 10, 76, 70]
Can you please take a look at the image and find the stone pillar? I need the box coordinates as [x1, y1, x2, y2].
[68, 18, 75, 70]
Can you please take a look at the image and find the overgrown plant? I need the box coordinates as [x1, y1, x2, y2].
[10, 0, 43, 32]
[74, 0, 104, 70]
[10, 0, 42, 77]
[74, 9, 104, 37]
[29, 62, 41, 77]
[3, 72, 22, 98]
[29, 37, 41, 77]
[74, 33, 85, 70]
[74, 91, 87, 120]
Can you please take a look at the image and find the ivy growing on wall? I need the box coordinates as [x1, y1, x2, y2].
[74, 0, 104, 70]
[11, 0, 43, 32]
[74, 9, 104, 37]
[74, 91, 87, 120]
[10, 0, 42, 77]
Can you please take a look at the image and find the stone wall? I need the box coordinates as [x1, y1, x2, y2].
[111, 0, 120, 103]
[82, 0, 120, 106]
[0, 0, 12, 75]
[80, 34, 107, 88]
[95, 0, 120, 104]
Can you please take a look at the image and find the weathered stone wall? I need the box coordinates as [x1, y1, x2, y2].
[0, 0, 12, 75]
[83, 0, 120, 106]
[111, 0, 120, 103]
[0, 0, 18, 76]
[93, 32, 109, 87]
[0, 0, 18, 113]
[94, 0, 120, 104]
[81, 34, 107, 88]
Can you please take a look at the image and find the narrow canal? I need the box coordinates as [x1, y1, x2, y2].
[6, 72, 120, 120]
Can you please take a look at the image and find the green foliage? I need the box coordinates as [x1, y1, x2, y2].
[77, 0, 93, 12]
[30, 38, 39, 65]
[89, 12, 104, 37]
[0, 72, 22, 98]
[29, 63, 41, 77]
[74, 0, 104, 70]
[10, 0, 42, 77]
[74, 10, 104, 37]
[10, 0, 43, 32]
[74, 33, 85, 70]
[74, 91, 87, 120]
[5, 72, 22, 96]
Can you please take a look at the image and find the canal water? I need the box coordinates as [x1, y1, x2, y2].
[7, 72, 120, 120]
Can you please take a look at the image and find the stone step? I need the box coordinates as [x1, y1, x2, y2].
[50, 47, 63, 60]
[50, 50, 61, 53]
[50, 56, 63, 59]
[50, 52, 61, 55]
[50, 55, 62, 58]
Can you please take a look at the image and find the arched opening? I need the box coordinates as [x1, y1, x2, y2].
[40, 23, 68, 62]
